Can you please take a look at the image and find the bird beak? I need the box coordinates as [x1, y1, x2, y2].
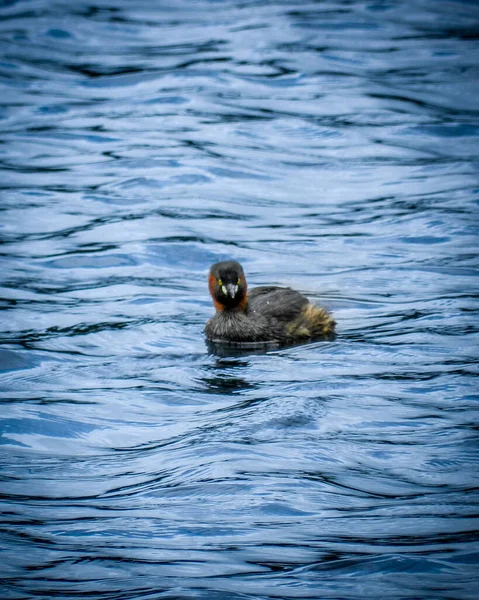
[225, 283, 238, 298]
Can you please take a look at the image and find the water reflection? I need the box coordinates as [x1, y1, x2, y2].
[200, 358, 257, 394]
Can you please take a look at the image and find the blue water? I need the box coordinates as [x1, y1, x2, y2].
[1, 0, 478, 598]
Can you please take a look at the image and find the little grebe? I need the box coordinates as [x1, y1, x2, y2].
[205, 261, 335, 344]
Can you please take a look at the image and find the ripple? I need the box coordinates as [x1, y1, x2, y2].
[1, 0, 478, 598]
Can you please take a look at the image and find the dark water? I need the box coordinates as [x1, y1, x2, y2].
[1, 0, 478, 598]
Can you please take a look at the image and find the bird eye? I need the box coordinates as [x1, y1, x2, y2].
[218, 279, 223, 286]
[237, 279, 241, 285]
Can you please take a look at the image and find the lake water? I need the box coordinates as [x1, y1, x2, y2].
[1, 1, 478, 598]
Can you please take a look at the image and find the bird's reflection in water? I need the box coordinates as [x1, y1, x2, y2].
[206, 336, 333, 358]
[206, 339, 280, 358]
[200, 351, 259, 395]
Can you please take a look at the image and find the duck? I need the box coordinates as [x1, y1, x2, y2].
[205, 261, 335, 344]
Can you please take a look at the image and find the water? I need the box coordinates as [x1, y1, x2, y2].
[1, 0, 478, 598]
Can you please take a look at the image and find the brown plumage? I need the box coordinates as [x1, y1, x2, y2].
[205, 261, 335, 345]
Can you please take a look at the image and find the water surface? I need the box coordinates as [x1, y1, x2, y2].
[1, 1, 478, 598]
